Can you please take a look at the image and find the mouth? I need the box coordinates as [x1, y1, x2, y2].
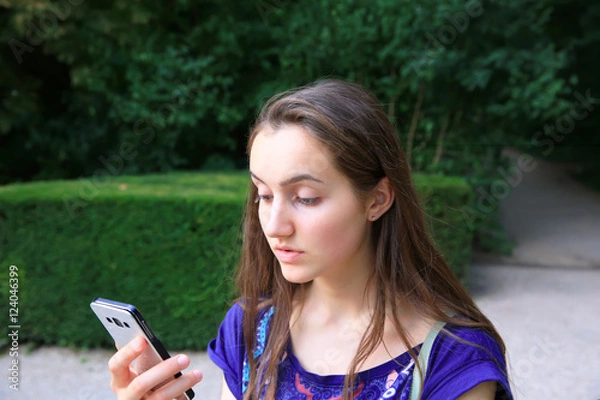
[273, 246, 304, 263]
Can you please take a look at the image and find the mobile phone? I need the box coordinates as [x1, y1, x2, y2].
[90, 297, 195, 400]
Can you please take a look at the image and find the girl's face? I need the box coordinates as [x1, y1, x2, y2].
[249, 124, 375, 285]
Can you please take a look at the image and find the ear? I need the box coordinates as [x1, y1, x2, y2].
[366, 177, 395, 221]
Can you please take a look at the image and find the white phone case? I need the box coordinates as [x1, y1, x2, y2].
[90, 298, 195, 400]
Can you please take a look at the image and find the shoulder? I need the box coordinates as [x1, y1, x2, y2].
[422, 323, 513, 399]
[207, 302, 275, 399]
[207, 303, 246, 399]
[210, 302, 246, 349]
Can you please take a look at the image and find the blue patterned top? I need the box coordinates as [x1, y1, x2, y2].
[208, 303, 512, 399]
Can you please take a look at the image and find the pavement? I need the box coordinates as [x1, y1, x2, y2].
[1, 149, 599, 400]
[492, 147, 600, 268]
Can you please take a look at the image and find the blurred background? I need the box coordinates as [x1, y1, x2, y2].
[1, 0, 599, 246]
[0, 1, 599, 399]
[1, 0, 599, 245]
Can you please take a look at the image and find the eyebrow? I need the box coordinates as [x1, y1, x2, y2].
[249, 171, 324, 187]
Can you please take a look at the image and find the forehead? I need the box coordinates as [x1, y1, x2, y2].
[249, 124, 336, 182]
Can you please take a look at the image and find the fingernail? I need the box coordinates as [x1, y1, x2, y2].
[193, 370, 202, 380]
[177, 355, 189, 367]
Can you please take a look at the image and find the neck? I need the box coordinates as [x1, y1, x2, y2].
[296, 259, 377, 323]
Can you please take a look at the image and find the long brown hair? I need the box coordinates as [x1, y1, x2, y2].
[236, 79, 505, 399]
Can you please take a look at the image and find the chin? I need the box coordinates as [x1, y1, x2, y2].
[280, 264, 315, 284]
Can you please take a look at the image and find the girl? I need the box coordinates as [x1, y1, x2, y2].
[109, 79, 512, 399]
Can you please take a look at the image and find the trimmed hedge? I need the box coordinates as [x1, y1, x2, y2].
[0, 172, 472, 350]
[413, 174, 474, 282]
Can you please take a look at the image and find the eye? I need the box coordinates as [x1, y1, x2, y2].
[295, 197, 319, 206]
[254, 194, 273, 204]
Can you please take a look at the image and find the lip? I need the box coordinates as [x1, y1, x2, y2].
[273, 246, 304, 263]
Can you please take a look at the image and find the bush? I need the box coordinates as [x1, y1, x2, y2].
[0, 172, 473, 350]
[414, 174, 474, 282]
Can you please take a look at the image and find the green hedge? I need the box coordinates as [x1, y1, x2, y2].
[0, 172, 472, 350]
[413, 174, 474, 282]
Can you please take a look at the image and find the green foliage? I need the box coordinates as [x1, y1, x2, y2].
[413, 174, 474, 282]
[0, 0, 268, 181]
[520, 1, 600, 190]
[0, 172, 473, 349]
[0, 172, 247, 349]
[261, 0, 576, 252]
[1, 0, 598, 252]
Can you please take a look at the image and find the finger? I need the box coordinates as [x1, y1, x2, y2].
[108, 336, 147, 389]
[127, 354, 197, 399]
[148, 369, 203, 400]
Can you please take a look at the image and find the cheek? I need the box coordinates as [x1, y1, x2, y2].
[308, 207, 367, 254]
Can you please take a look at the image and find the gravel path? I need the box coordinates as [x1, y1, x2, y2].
[471, 264, 600, 400]
[0, 347, 221, 400]
[497, 148, 600, 268]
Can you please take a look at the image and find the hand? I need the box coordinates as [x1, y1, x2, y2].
[108, 336, 203, 400]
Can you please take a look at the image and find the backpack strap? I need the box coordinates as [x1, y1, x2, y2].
[409, 320, 447, 400]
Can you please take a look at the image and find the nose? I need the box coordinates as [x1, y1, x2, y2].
[262, 200, 294, 238]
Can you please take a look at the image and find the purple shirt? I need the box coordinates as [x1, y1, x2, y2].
[208, 303, 512, 399]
